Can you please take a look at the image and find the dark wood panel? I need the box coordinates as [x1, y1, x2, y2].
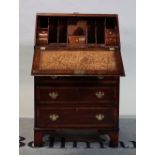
[77, 87, 116, 101]
[35, 76, 119, 86]
[36, 86, 117, 102]
[36, 87, 78, 102]
[36, 106, 117, 128]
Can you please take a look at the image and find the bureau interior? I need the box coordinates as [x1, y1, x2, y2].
[36, 16, 119, 46]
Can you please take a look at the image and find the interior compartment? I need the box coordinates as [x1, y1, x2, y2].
[67, 18, 86, 36]
[106, 17, 117, 29]
[67, 18, 87, 44]
[87, 19, 96, 43]
[36, 15, 119, 46]
[58, 18, 67, 43]
[96, 18, 105, 44]
[38, 16, 48, 28]
[48, 17, 58, 43]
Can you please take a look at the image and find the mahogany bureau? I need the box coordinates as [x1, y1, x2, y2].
[31, 13, 125, 147]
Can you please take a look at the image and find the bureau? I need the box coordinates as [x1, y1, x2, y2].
[31, 13, 125, 147]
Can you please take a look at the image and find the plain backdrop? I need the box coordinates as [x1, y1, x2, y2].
[19, 0, 136, 118]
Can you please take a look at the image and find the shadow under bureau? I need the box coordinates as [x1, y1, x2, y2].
[31, 13, 125, 147]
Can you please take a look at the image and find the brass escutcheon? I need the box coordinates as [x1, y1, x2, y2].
[49, 114, 59, 121]
[95, 91, 104, 99]
[49, 91, 58, 99]
[95, 114, 104, 121]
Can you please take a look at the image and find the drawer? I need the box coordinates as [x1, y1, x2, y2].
[105, 37, 119, 46]
[36, 87, 117, 104]
[68, 36, 86, 44]
[77, 87, 117, 102]
[35, 76, 119, 86]
[36, 106, 117, 128]
[36, 87, 78, 102]
[106, 29, 118, 37]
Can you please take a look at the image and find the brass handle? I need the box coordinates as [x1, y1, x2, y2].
[49, 91, 58, 99]
[49, 114, 59, 121]
[95, 114, 104, 121]
[95, 91, 104, 99]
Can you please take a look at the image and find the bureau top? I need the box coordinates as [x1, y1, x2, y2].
[32, 13, 125, 76]
[36, 13, 118, 17]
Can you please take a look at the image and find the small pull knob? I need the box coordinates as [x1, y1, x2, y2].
[95, 91, 104, 99]
[95, 114, 104, 121]
[49, 91, 58, 99]
[49, 114, 59, 121]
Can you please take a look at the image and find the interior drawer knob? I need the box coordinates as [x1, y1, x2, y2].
[95, 91, 104, 98]
[49, 91, 58, 99]
[49, 114, 59, 121]
[95, 114, 104, 121]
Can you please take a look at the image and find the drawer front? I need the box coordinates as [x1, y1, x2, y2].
[36, 87, 117, 104]
[36, 87, 78, 102]
[105, 29, 118, 37]
[105, 37, 119, 46]
[68, 36, 86, 44]
[35, 76, 119, 87]
[77, 87, 116, 102]
[36, 107, 117, 128]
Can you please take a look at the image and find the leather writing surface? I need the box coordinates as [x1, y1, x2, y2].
[32, 50, 124, 76]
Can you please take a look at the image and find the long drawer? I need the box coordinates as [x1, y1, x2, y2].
[35, 86, 117, 104]
[36, 106, 117, 128]
[35, 76, 119, 87]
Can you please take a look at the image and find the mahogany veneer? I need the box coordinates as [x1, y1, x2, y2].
[31, 13, 125, 147]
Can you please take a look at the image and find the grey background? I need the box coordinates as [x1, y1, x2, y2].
[19, 0, 136, 118]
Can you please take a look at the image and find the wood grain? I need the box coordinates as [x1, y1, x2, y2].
[34, 50, 124, 75]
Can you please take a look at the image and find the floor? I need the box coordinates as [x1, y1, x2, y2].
[19, 118, 136, 155]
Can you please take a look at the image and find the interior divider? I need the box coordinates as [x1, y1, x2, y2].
[57, 19, 60, 43]
[37, 16, 118, 46]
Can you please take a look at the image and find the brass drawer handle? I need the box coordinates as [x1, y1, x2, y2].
[95, 91, 104, 98]
[95, 114, 104, 121]
[49, 91, 58, 99]
[49, 114, 59, 121]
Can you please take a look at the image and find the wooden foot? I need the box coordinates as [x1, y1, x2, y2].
[109, 131, 119, 147]
[34, 131, 43, 147]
